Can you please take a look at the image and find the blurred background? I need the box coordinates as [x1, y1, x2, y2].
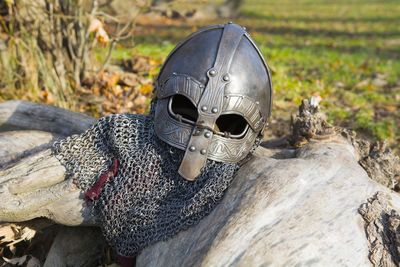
[0, 0, 399, 154]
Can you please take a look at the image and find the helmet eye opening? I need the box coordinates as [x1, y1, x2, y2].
[169, 94, 198, 124]
[215, 114, 248, 138]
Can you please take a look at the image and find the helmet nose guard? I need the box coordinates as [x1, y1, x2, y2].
[154, 22, 273, 181]
[178, 24, 245, 180]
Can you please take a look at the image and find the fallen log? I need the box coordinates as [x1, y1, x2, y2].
[0, 100, 399, 266]
[0, 100, 95, 136]
[0, 102, 96, 226]
[0, 130, 59, 168]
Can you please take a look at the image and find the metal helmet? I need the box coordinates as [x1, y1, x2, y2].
[154, 22, 272, 181]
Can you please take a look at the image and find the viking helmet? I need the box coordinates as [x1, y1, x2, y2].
[154, 23, 272, 181]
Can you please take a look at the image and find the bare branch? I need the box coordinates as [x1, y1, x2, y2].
[98, 39, 116, 73]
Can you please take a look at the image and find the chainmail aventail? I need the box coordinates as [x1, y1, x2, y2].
[52, 113, 239, 256]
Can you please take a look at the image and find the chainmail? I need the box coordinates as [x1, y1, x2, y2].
[52, 109, 240, 257]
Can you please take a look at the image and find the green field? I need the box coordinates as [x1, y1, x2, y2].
[127, 0, 400, 151]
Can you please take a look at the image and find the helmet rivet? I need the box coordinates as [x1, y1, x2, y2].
[228, 21, 233, 24]
[201, 106, 208, 112]
[200, 149, 207, 155]
[204, 132, 211, 138]
[189, 146, 196, 152]
[199, 85, 204, 89]
[172, 72, 177, 75]
[242, 26, 247, 31]
[223, 75, 230, 81]
[211, 107, 218, 113]
[209, 69, 217, 76]
[256, 101, 260, 105]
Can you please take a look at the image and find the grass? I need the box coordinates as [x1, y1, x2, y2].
[240, 0, 400, 145]
[128, 0, 400, 151]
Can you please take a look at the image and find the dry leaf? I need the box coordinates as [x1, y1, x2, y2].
[106, 73, 120, 89]
[0, 224, 37, 251]
[2, 255, 41, 267]
[139, 84, 153, 95]
[149, 59, 161, 66]
[355, 79, 370, 89]
[383, 105, 397, 113]
[2, 255, 28, 265]
[119, 73, 137, 87]
[92, 86, 101, 96]
[133, 95, 147, 107]
[96, 28, 110, 44]
[126, 101, 134, 109]
[112, 85, 123, 97]
[88, 17, 110, 44]
[88, 17, 103, 34]
[0, 224, 17, 244]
